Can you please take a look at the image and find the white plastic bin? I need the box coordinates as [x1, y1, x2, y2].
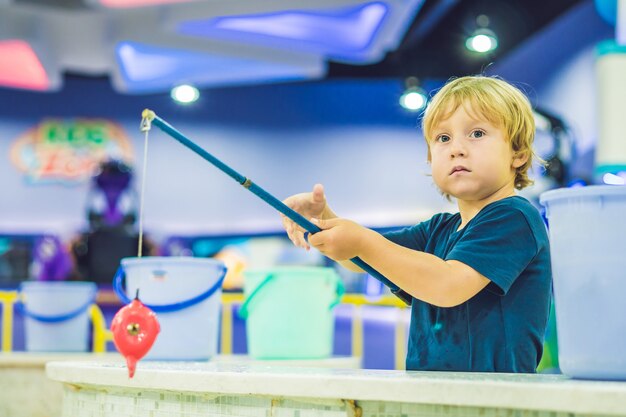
[540, 185, 626, 379]
[19, 281, 97, 352]
[113, 257, 226, 360]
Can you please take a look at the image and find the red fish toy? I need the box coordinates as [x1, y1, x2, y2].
[110, 290, 160, 378]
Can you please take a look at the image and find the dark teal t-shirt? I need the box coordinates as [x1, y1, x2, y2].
[383, 196, 552, 372]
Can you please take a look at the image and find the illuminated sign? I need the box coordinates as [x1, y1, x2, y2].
[10, 119, 134, 183]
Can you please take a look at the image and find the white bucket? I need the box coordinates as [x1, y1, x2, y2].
[540, 185, 626, 379]
[18, 281, 97, 352]
[113, 256, 226, 360]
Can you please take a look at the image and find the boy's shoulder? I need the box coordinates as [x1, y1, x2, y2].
[481, 196, 543, 223]
[422, 197, 544, 238]
[427, 196, 543, 228]
[477, 196, 549, 242]
[428, 211, 460, 228]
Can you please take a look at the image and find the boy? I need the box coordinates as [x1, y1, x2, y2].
[281, 75, 552, 373]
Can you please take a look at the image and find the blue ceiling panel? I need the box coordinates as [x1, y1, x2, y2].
[114, 41, 325, 94]
[177, 0, 424, 64]
[178, 3, 387, 61]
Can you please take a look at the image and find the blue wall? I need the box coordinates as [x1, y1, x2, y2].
[0, 77, 454, 237]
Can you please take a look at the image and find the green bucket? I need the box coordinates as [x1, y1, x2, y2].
[239, 266, 344, 359]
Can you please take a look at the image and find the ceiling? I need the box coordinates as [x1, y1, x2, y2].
[0, 0, 585, 94]
[329, 0, 586, 79]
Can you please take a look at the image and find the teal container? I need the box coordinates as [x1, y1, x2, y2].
[240, 267, 344, 359]
[540, 185, 626, 380]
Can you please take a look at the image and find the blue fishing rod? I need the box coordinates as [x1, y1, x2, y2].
[140, 109, 411, 305]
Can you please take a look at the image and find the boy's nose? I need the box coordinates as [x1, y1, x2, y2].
[449, 140, 467, 157]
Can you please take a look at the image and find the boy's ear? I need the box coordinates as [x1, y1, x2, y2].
[512, 150, 529, 168]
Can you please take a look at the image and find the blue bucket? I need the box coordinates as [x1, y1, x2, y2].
[540, 185, 626, 379]
[113, 256, 226, 360]
[17, 281, 97, 352]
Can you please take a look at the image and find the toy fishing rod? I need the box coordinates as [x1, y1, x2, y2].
[140, 109, 411, 305]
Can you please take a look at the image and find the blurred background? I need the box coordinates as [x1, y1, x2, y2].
[0, 0, 623, 371]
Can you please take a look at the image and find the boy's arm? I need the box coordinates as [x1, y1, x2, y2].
[310, 218, 490, 307]
[360, 232, 490, 307]
[335, 259, 365, 273]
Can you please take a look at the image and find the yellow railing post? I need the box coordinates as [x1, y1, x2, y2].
[351, 304, 364, 360]
[340, 294, 409, 366]
[220, 293, 243, 355]
[394, 309, 407, 370]
[89, 304, 112, 353]
[0, 290, 18, 353]
[221, 302, 233, 354]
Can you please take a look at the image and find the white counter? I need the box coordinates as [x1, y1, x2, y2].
[46, 361, 626, 417]
[0, 353, 358, 417]
[212, 353, 361, 368]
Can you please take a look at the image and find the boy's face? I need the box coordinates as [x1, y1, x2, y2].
[428, 104, 526, 203]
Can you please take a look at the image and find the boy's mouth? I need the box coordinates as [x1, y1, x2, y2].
[450, 166, 470, 175]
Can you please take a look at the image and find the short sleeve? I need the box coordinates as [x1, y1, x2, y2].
[446, 206, 538, 295]
[382, 220, 430, 252]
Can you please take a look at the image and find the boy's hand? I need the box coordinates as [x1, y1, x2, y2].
[308, 217, 370, 261]
[282, 184, 330, 250]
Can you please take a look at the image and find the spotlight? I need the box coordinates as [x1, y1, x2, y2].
[466, 16, 498, 53]
[400, 77, 427, 112]
[171, 84, 199, 104]
[466, 28, 498, 53]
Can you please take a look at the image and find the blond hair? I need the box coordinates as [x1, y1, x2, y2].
[422, 75, 537, 190]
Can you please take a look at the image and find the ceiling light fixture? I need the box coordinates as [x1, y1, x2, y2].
[399, 76, 427, 112]
[171, 84, 200, 104]
[466, 14, 498, 53]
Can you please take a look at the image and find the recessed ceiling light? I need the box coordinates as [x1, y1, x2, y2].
[171, 84, 200, 104]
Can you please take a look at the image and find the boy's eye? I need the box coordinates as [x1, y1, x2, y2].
[436, 134, 450, 143]
[470, 130, 485, 138]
